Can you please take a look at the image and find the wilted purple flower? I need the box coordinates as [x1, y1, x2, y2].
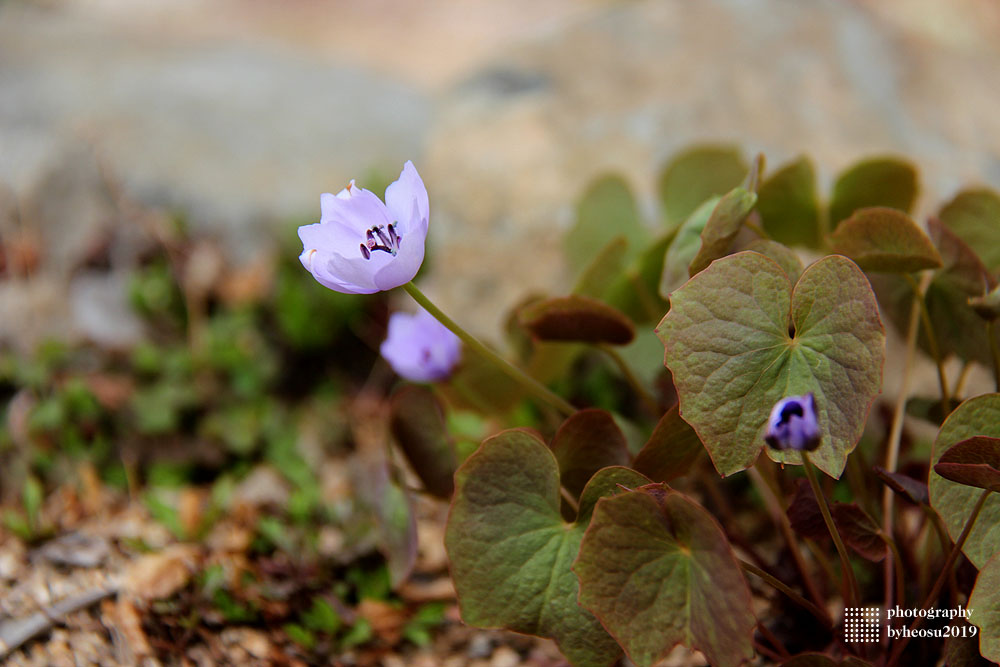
[380, 308, 462, 383]
[298, 161, 429, 294]
[764, 393, 821, 452]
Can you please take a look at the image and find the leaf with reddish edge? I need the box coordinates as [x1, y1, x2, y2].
[787, 479, 887, 562]
[519, 295, 635, 346]
[660, 197, 720, 298]
[873, 466, 929, 505]
[828, 207, 942, 273]
[757, 156, 822, 249]
[631, 405, 704, 482]
[549, 408, 630, 500]
[445, 429, 651, 667]
[574, 484, 756, 667]
[389, 385, 456, 498]
[870, 218, 997, 365]
[969, 551, 1000, 662]
[656, 252, 884, 478]
[939, 187, 1000, 272]
[687, 186, 758, 276]
[934, 436, 1000, 493]
[929, 394, 1000, 568]
[743, 239, 803, 284]
[942, 620, 992, 667]
[828, 157, 918, 228]
[831, 503, 887, 562]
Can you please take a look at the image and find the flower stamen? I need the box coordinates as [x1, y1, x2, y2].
[360, 222, 402, 259]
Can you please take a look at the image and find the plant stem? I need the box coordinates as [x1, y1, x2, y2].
[887, 488, 992, 666]
[953, 360, 973, 398]
[739, 559, 831, 628]
[882, 534, 906, 608]
[882, 274, 922, 615]
[755, 622, 791, 661]
[903, 273, 949, 416]
[801, 451, 860, 608]
[748, 464, 830, 624]
[403, 282, 575, 417]
[599, 344, 660, 415]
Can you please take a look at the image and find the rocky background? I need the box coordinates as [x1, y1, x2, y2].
[2, 0, 1000, 342]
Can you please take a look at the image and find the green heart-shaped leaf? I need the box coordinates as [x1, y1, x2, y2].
[939, 188, 1000, 272]
[828, 207, 942, 273]
[656, 252, 884, 478]
[445, 429, 651, 667]
[757, 156, 822, 249]
[659, 197, 719, 298]
[743, 239, 804, 284]
[929, 394, 1000, 568]
[658, 146, 747, 228]
[934, 436, 1000, 493]
[574, 484, 756, 667]
[828, 157, 918, 228]
[603, 234, 673, 324]
[969, 551, 1000, 662]
[566, 175, 646, 276]
[573, 236, 628, 299]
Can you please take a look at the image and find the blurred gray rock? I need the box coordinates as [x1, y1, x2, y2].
[421, 0, 1000, 336]
[1, 0, 999, 345]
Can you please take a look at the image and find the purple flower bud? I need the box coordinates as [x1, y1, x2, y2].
[764, 393, 821, 452]
[298, 161, 429, 294]
[380, 308, 462, 383]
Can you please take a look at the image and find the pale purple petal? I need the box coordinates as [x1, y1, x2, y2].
[385, 161, 429, 238]
[299, 161, 429, 294]
[372, 230, 424, 290]
[321, 187, 393, 232]
[380, 308, 461, 382]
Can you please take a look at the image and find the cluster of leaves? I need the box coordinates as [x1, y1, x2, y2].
[386, 147, 1000, 665]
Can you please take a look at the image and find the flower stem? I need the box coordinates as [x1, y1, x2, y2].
[748, 464, 830, 624]
[903, 273, 949, 416]
[403, 282, 576, 417]
[598, 344, 660, 415]
[739, 559, 831, 628]
[882, 274, 923, 614]
[801, 451, 860, 609]
[887, 488, 992, 666]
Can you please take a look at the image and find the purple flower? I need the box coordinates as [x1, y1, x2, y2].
[298, 161, 429, 294]
[764, 393, 821, 452]
[380, 308, 462, 383]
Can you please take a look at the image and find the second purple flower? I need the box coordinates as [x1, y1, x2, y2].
[380, 308, 462, 383]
